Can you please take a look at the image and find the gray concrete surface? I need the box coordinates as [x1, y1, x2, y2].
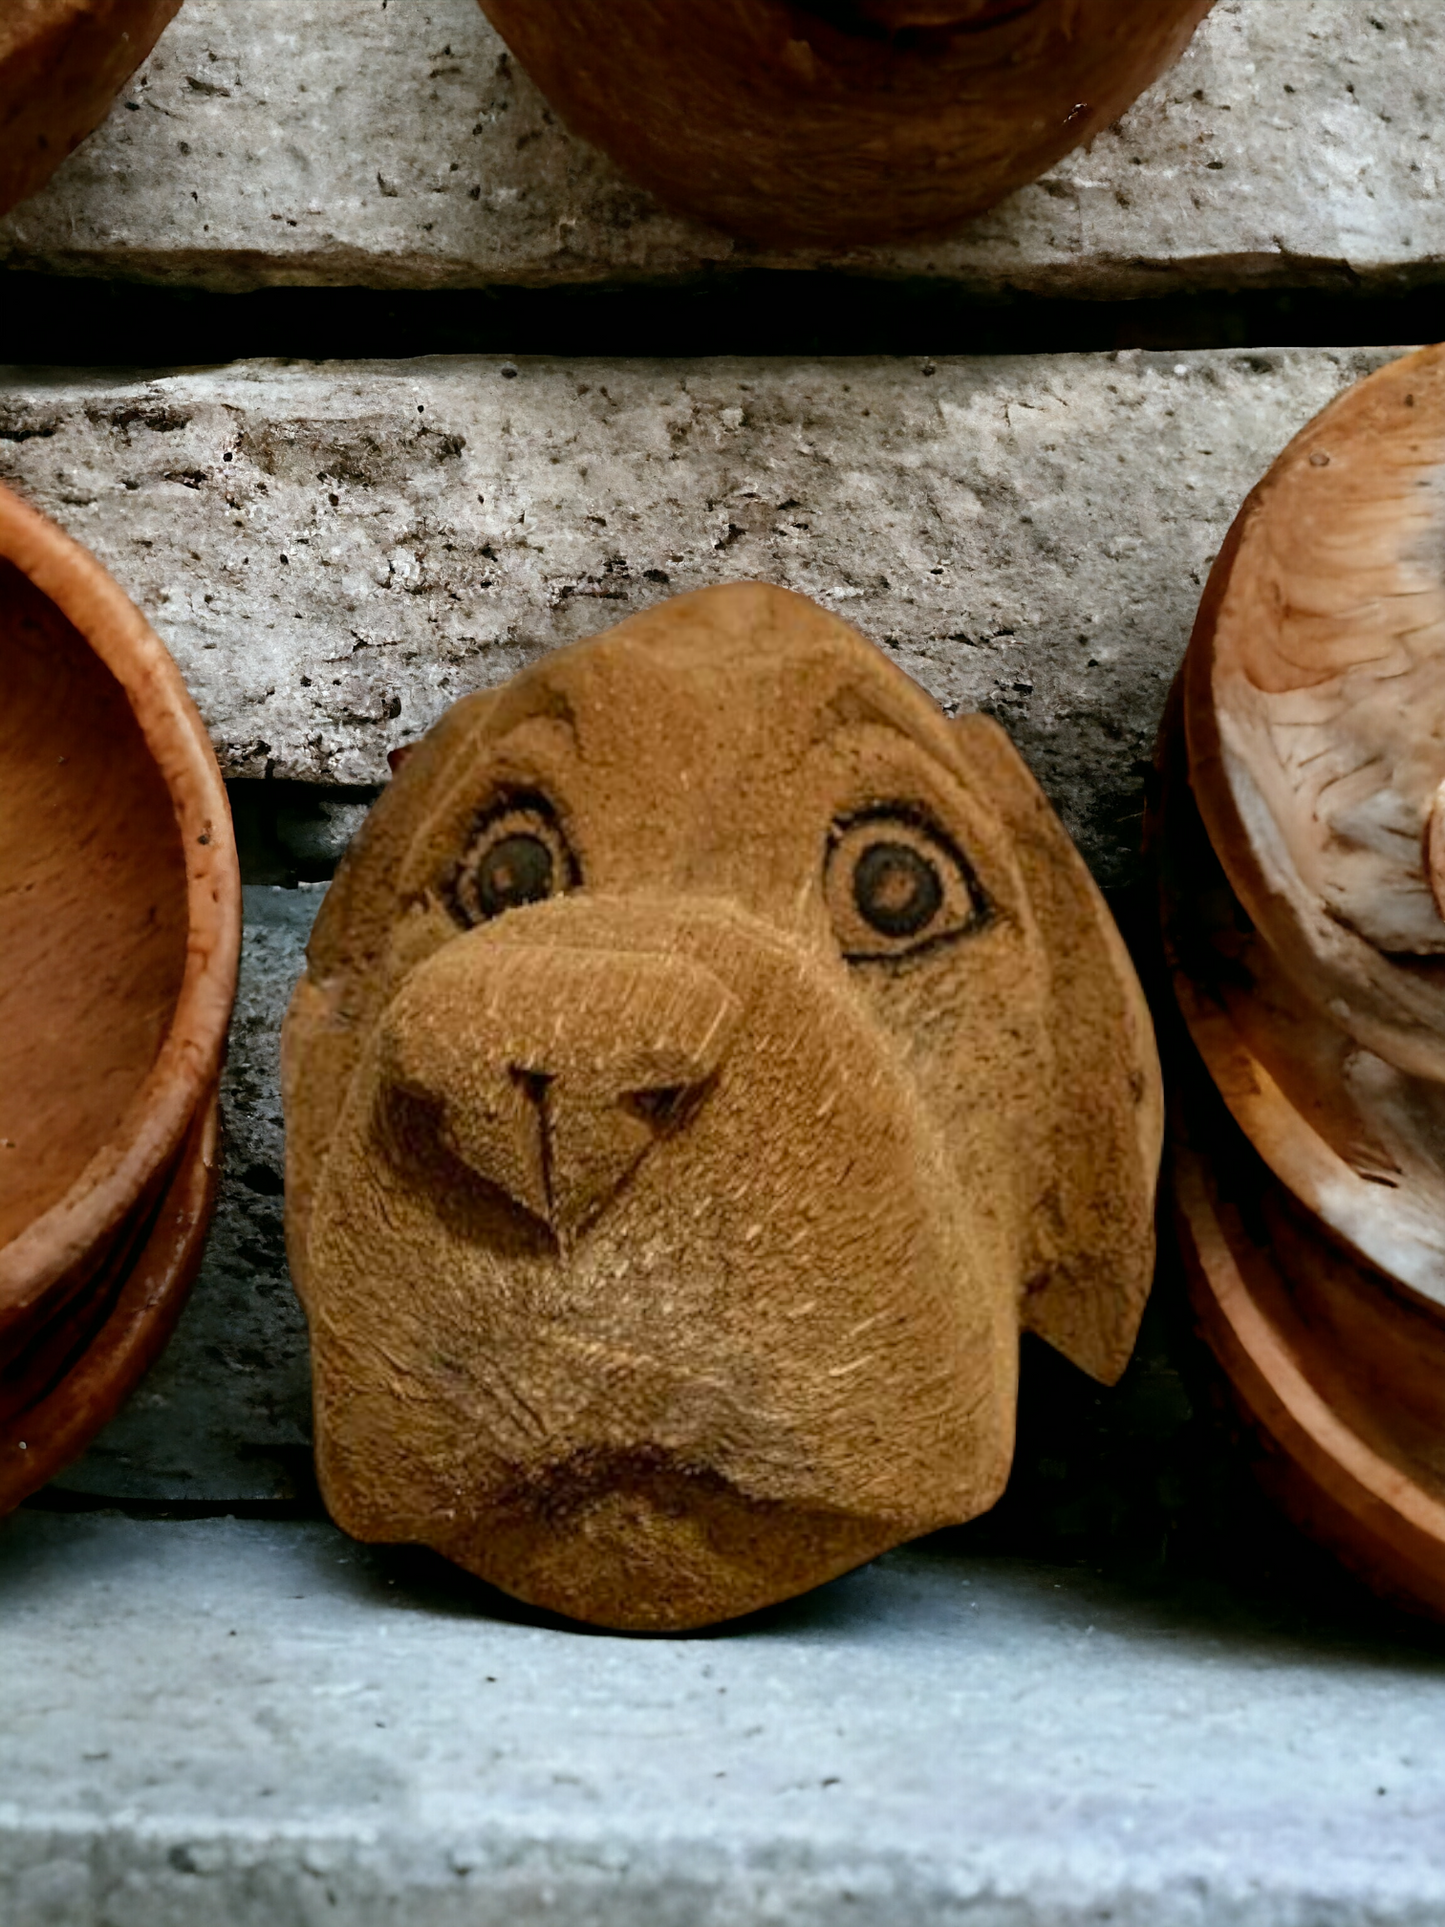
[0, 347, 1405, 885]
[51, 889, 320, 1504]
[0, 1, 1438, 296]
[1, 1511, 1443, 1927]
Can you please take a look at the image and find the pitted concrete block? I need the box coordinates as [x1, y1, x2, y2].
[0, 347, 1406, 884]
[0, 1, 1438, 295]
[0, 1513, 1443, 1927]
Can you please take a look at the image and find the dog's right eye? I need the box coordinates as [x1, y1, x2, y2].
[826, 808, 988, 961]
[446, 797, 577, 927]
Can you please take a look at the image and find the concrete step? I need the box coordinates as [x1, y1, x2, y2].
[0, 347, 1402, 870]
[1, 1510, 1441, 1927]
[0, 0, 1436, 297]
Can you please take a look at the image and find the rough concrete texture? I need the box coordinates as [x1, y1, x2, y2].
[0, 347, 1406, 885]
[51, 890, 320, 1503]
[2, 1512, 1444, 1927]
[0, 1, 1438, 295]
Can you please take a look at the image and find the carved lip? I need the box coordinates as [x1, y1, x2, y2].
[495, 1444, 745, 1528]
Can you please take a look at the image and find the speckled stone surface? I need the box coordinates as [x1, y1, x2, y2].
[0, 1, 1438, 295]
[0, 347, 1405, 885]
[2, 1511, 1443, 1927]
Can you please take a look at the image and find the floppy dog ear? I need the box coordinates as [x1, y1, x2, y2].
[951, 714, 1163, 1385]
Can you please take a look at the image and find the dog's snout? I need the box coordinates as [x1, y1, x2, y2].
[379, 937, 740, 1238]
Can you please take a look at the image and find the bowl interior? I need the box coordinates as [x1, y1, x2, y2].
[0, 556, 187, 1250]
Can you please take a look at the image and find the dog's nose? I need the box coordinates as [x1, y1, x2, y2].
[379, 938, 740, 1238]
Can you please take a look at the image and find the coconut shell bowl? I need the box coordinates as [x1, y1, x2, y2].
[1158, 344, 1445, 1618]
[0, 0, 184, 220]
[475, 0, 1215, 248]
[0, 478, 240, 1513]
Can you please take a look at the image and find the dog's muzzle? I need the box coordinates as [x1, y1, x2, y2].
[378, 937, 741, 1243]
[305, 894, 1018, 1628]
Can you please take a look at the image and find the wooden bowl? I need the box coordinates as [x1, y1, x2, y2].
[0, 1093, 218, 1511]
[1172, 1113, 1445, 1622]
[0, 0, 183, 219]
[0, 481, 239, 1417]
[1156, 714, 1445, 1317]
[476, 0, 1214, 248]
[1184, 343, 1445, 1082]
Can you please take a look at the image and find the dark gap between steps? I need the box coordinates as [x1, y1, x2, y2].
[2, 271, 1444, 364]
[230, 779, 383, 887]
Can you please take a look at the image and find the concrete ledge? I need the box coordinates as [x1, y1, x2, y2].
[2, 1512, 1443, 1927]
[0, 0, 1438, 295]
[0, 348, 1404, 881]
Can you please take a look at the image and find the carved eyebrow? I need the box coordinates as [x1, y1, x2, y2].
[811, 684, 915, 744]
[482, 679, 582, 755]
[814, 714, 968, 805]
[810, 681, 960, 769]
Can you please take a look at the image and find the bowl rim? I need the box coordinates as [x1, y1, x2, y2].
[0, 1090, 220, 1513]
[1172, 1128, 1445, 1619]
[0, 480, 240, 1331]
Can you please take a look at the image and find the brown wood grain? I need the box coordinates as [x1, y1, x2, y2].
[0, 1096, 219, 1512]
[1161, 345, 1445, 1616]
[284, 580, 1161, 1629]
[0, 0, 184, 219]
[476, 0, 1214, 247]
[0, 477, 238, 1512]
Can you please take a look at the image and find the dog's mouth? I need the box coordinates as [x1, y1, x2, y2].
[494, 1443, 747, 1528]
[465, 1446, 904, 1631]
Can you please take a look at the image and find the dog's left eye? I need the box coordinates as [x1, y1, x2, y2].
[447, 797, 577, 927]
[826, 810, 986, 960]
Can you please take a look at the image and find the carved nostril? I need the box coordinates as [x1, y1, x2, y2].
[511, 1067, 552, 1110]
[627, 1083, 682, 1123]
[623, 1081, 710, 1132]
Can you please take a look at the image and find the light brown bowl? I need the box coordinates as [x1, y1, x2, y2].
[1156, 713, 1445, 1318]
[0, 1093, 218, 1511]
[477, 0, 1213, 248]
[0, 481, 239, 1390]
[0, 0, 183, 219]
[1183, 343, 1445, 1083]
[1172, 1119, 1445, 1622]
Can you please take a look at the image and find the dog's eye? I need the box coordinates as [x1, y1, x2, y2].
[826, 811, 986, 960]
[447, 798, 576, 927]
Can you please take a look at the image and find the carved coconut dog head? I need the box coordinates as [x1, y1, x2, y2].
[284, 584, 1160, 1629]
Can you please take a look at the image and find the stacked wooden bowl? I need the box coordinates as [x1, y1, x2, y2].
[0, 479, 240, 1514]
[0, 1, 184, 218]
[1158, 345, 1445, 1616]
[476, 0, 1214, 247]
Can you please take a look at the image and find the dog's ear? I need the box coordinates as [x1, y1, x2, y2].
[951, 714, 1163, 1385]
